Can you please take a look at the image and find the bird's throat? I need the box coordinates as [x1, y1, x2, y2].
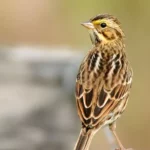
[88, 29, 101, 45]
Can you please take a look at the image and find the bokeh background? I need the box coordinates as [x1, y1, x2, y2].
[0, 0, 149, 150]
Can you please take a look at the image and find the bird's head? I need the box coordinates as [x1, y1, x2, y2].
[81, 14, 124, 45]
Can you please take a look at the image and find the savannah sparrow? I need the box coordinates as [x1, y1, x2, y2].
[74, 14, 133, 150]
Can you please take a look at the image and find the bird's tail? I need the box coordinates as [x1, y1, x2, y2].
[74, 128, 95, 150]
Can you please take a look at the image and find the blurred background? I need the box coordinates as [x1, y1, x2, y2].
[0, 0, 149, 150]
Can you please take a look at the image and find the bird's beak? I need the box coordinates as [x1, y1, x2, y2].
[81, 22, 94, 29]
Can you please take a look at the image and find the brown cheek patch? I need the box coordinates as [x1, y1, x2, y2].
[102, 31, 115, 40]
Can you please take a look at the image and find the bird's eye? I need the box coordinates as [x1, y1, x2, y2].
[100, 23, 107, 28]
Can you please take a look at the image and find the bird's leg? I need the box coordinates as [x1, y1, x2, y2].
[109, 123, 133, 150]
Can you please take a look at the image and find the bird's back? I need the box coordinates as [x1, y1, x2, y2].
[76, 45, 133, 130]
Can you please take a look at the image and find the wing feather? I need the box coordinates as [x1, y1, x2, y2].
[76, 81, 94, 123]
[75, 50, 133, 128]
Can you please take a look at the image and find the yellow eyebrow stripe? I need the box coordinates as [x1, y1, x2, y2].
[92, 19, 106, 25]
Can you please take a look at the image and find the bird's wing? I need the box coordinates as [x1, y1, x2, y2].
[76, 80, 95, 126]
[76, 60, 133, 128]
[93, 80, 132, 127]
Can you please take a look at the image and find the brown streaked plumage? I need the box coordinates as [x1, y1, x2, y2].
[74, 14, 133, 150]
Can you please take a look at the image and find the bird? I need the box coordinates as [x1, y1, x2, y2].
[74, 14, 133, 150]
